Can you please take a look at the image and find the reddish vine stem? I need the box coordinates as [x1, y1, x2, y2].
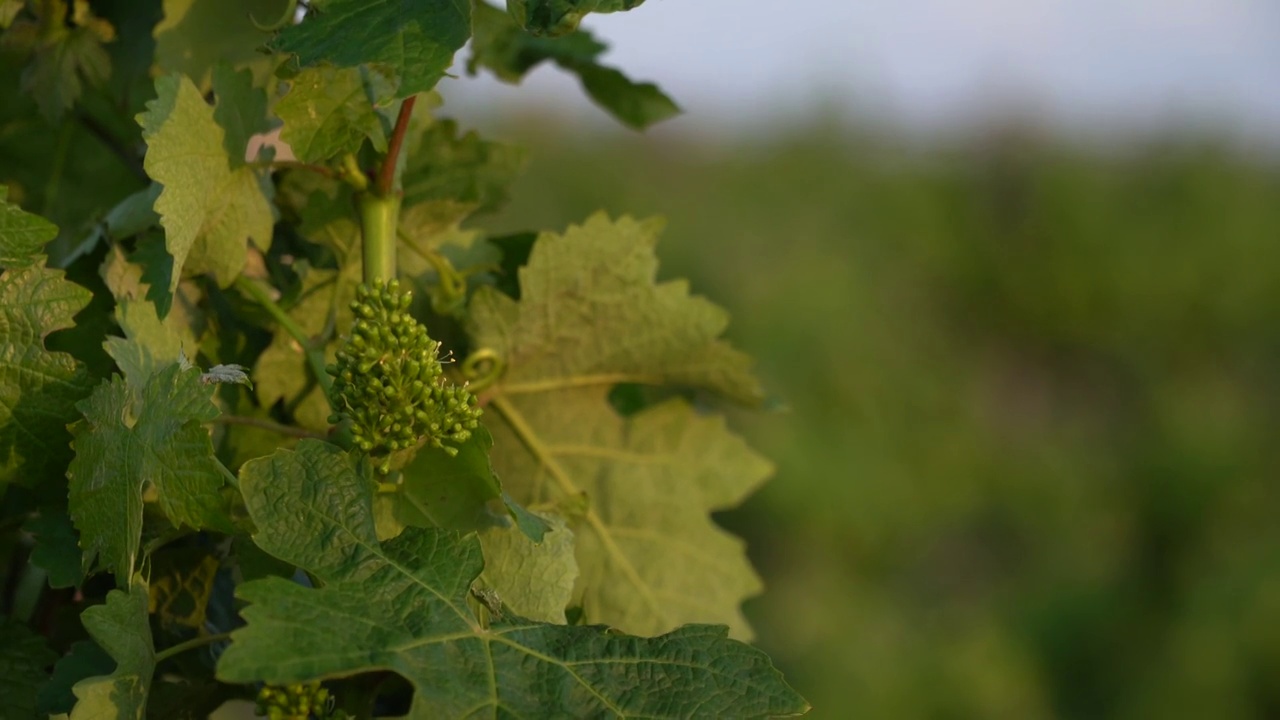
[375, 95, 417, 197]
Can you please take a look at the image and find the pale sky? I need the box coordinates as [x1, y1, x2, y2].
[441, 0, 1280, 144]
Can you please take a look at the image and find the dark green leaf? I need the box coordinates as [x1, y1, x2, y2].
[231, 535, 294, 583]
[469, 1, 677, 129]
[211, 63, 273, 167]
[507, 0, 648, 36]
[376, 426, 549, 541]
[68, 363, 235, 580]
[24, 510, 84, 589]
[271, 0, 471, 97]
[2, 0, 115, 120]
[37, 641, 114, 716]
[153, 0, 287, 86]
[131, 235, 174, 319]
[574, 61, 679, 130]
[0, 618, 57, 719]
[487, 231, 536, 299]
[219, 440, 809, 718]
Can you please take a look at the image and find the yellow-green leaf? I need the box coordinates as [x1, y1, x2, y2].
[466, 214, 771, 638]
[138, 73, 273, 290]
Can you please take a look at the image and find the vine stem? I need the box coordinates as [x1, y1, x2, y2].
[359, 193, 400, 285]
[359, 95, 416, 285]
[375, 95, 416, 197]
[234, 276, 333, 397]
[154, 631, 235, 664]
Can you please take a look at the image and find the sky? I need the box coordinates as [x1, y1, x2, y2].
[440, 0, 1280, 144]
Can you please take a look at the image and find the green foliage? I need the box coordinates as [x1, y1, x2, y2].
[37, 641, 114, 716]
[271, 0, 470, 97]
[221, 441, 807, 718]
[0, 618, 58, 718]
[0, 210, 93, 486]
[1, 0, 115, 120]
[0, 186, 58, 264]
[506, 0, 647, 37]
[67, 585, 154, 718]
[275, 65, 392, 164]
[68, 362, 234, 579]
[0, 3, 802, 718]
[469, 1, 678, 129]
[138, 72, 274, 290]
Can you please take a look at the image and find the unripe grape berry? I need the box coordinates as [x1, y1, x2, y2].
[326, 280, 482, 472]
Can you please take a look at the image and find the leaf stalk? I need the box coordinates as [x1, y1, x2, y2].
[154, 631, 235, 664]
[234, 276, 333, 397]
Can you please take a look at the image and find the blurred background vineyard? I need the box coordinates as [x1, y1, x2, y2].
[458, 107, 1280, 719]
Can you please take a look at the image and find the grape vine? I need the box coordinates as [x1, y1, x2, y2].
[0, 1, 807, 717]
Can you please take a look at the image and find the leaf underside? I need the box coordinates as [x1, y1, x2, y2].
[467, 214, 770, 638]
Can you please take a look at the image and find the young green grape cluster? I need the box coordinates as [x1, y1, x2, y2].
[255, 682, 344, 719]
[326, 279, 481, 472]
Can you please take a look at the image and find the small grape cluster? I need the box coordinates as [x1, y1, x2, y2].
[327, 279, 481, 472]
[255, 682, 343, 719]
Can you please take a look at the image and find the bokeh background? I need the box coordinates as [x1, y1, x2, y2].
[443, 2, 1280, 717]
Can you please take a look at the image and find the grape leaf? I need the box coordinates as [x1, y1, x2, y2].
[37, 641, 114, 716]
[573, 62, 679, 130]
[153, 0, 286, 87]
[1, 0, 115, 120]
[465, 214, 769, 638]
[468, 213, 763, 404]
[0, 246, 94, 487]
[131, 235, 175, 318]
[24, 510, 84, 589]
[68, 585, 154, 720]
[477, 510, 577, 623]
[103, 299, 191, 391]
[400, 118, 526, 212]
[0, 186, 58, 266]
[376, 426, 549, 543]
[507, 0, 646, 37]
[138, 73, 274, 291]
[271, 0, 470, 97]
[470, 1, 677, 129]
[211, 63, 273, 167]
[0, 618, 57, 719]
[275, 64, 393, 164]
[68, 362, 235, 580]
[219, 440, 808, 718]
